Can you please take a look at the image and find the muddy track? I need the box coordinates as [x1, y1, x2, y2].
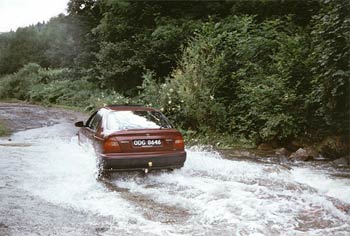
[0, 102, 87, 134]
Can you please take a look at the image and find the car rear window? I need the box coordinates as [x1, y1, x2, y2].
[106, 110, 173, 131]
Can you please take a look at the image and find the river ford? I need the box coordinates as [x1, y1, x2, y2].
[0, 103, 349, 236]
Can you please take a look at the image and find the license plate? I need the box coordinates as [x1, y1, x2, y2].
[133, 139, 162, 147]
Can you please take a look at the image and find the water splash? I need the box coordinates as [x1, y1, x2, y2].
[1, 123, 349, 236]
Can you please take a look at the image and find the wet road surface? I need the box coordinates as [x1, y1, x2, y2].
[0, 103, 349, 236]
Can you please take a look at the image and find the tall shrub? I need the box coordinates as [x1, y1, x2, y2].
[308, 0, 350, 134]
[141, 16, 312, 143]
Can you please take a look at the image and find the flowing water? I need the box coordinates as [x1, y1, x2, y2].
[0, 104, 349, 236]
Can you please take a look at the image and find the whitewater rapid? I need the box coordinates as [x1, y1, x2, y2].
[1, 123, 349, 236]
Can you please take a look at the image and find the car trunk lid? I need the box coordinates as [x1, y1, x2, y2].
[106, 129, 182, 152]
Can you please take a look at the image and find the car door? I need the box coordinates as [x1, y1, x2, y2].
[80, 111, 102, 145]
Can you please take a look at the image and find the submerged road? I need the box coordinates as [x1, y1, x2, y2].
[0, 103, 349, 236]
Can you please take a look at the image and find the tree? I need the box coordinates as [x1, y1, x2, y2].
[0, 26, 47, 74]
[308, 0, 350, 134]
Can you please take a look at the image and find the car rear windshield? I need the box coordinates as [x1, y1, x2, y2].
[106, 110, 173, 131]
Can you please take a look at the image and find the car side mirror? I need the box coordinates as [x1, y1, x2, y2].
[75, 121, 85, 127]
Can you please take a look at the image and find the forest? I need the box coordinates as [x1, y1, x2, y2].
[0, 0, 349, 147]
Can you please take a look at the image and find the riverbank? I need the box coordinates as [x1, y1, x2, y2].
[1, 101, 348, 167]
[186, 131, 349, 166]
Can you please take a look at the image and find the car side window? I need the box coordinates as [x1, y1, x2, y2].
[89, 112, 102, 131]
[86, 111, 102, 131]
[86, 111, 97, 128]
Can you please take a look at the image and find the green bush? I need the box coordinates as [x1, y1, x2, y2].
[0, 63, 40, 100]
[0, 63, 135, 111]
[141, 16, 311, 143]
[307, 0, 350, 134]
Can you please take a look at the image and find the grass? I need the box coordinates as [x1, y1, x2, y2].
[0, 98, 25, 104]
[0, 120, 10, 136]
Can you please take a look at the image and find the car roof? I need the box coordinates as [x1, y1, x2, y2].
[103, 104, 156, 111]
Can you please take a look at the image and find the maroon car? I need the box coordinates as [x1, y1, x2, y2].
[75, 105, 186, 174]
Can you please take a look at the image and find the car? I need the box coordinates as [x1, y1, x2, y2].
[75, 104, 186, 175]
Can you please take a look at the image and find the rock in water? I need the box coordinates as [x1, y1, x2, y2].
[289, 147, 318, 161]
[332, 156, 350, 166]
[275, 147, 289, 157]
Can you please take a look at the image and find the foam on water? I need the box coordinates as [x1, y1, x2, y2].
[5, 123, 172, 235]
[2, 124, 350, 236]
[291, 167, 350, 204]
[114, 147, 350, 235]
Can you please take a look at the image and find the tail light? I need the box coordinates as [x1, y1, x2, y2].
[104, 136, 121, 153]
[174, 136, 185, 150]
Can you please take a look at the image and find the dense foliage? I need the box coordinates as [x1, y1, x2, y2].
[0, 0, 348, 146]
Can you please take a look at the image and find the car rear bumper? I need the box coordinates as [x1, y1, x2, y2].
[99, 151, 186, 171]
